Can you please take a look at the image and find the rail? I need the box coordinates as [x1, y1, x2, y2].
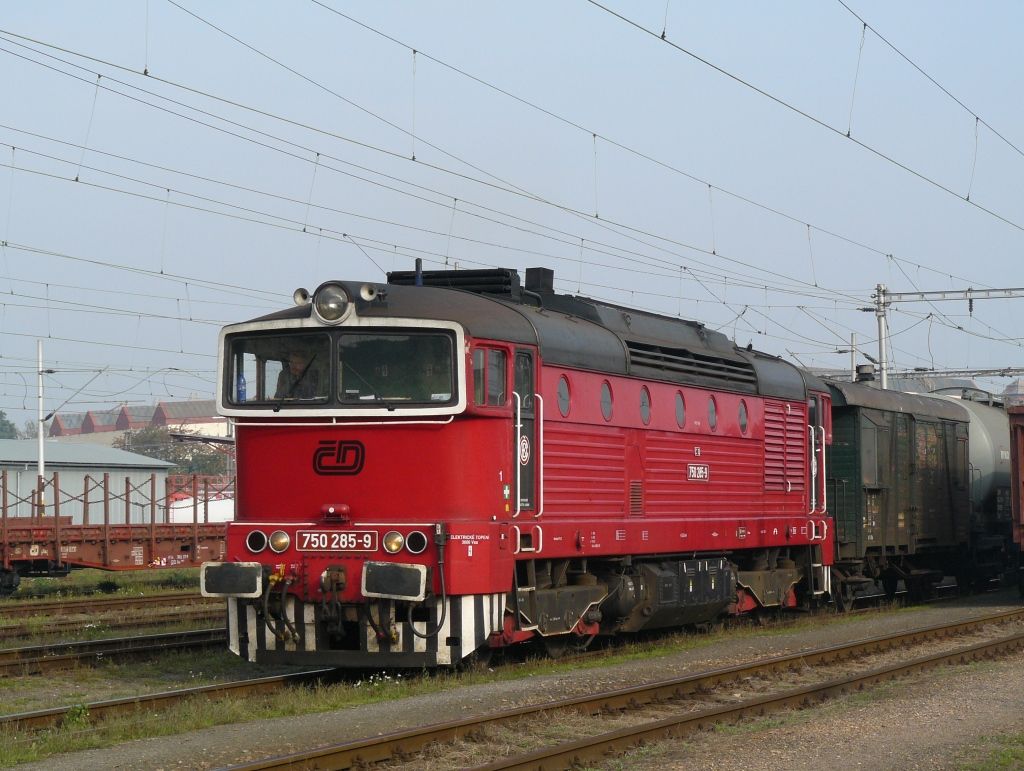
[0, 593, 219, 619]
[221, 607, 1024, 770]
[0, 628, 226, 676]
[1, 669, 332, 733]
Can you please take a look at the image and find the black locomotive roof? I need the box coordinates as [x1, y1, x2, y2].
[827, 380, 969, 422]
[240, 268, 809, 399]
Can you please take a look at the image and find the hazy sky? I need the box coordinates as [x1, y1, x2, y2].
[1, 1, 1022, 429]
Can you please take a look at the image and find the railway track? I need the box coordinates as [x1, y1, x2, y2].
[0, 592, 218, 620]
[220, 607, 1024, 770]
[0, 627, 226, 676]
[1, 668, 334, 732]
[0, 607, 224, 643]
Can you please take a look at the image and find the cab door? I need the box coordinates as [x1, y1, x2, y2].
[808, 395, 822, 514]
[513, 349, 536, 513]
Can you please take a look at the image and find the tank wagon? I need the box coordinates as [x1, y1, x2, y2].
[201, 267, 834, 667]
[1009, 406, 1024, 592]
[932, 390, 1012, 585]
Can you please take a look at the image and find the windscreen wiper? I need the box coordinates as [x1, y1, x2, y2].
[273, 353, 318, 413]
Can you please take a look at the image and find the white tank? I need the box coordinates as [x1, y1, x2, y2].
[933, 392, 1010, 514]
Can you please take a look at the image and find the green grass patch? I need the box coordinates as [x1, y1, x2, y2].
[958, 732, 1024, 770]
[10, 567, 200, 601]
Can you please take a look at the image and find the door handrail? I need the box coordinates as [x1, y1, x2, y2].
[807, 424, 818, 515]
[533, 393, 544, 519]
[818, 425, 827, 514]
[513, 391, 522, 519]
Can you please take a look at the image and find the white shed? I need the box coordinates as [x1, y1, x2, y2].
[0, 440, 174, 524]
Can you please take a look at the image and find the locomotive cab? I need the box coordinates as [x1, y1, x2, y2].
[202, 278, 529, 666]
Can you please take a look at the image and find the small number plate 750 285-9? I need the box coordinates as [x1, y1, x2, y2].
[296, 530, 378, 552]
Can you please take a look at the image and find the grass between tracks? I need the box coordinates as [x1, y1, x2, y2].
[10, 566, 200, 600]
[0, 605, 896, 766]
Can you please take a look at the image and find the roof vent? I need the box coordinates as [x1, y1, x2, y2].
[387, 268, 521, 298]
[525, 267, 554, 293]
[855, 364, 876, 382]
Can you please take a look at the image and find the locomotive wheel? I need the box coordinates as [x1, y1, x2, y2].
[542, 635, 570, 659]
[458, 646, 494, 671]
[542, 633, 593, 659]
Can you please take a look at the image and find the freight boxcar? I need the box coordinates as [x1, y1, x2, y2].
[826, 380, 971, 605]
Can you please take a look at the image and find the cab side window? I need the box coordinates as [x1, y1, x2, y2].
[473, 348, 507, 406]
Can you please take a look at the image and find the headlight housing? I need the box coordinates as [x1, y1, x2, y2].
[268, 530, 291, 553]
[246, 530, 268, 553]
[313, 283, 351, 323]
[382, 531, 405, 554]
[405, 530, 428, 554]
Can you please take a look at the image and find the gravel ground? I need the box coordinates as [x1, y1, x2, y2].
[609, 652, 1024, 770]
[14, 589, 1024, 771]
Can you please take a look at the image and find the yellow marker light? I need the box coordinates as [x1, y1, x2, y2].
[268, 530, 291, 553]
[382, 531, 405, 554]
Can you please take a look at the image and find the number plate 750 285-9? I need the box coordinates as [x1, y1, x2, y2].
[296, 530, 378, 552]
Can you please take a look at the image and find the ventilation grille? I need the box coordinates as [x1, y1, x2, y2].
[764, 400, 807, 492]
[629, 480, 644, 515]
[387, 268, 521, 297]
[626, 340, 757, 388]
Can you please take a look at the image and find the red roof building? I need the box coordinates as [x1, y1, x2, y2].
[115, 405, 157, 431]
[49, 412, 86, 437]
[151, 400, 227, 437]
[81, 409, 121, 434]
[51, 400, 227, 440]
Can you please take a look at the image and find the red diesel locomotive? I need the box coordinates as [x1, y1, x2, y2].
[201, 267, 834, 667]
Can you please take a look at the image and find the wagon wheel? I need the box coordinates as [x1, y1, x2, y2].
[880, 574, 899, 601]
[0, 570, 20, 599]
[831, 568, 853, 613]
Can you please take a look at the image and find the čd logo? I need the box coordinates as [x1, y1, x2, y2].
[313, 440, 365, 475]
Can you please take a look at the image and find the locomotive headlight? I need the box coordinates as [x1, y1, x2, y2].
[382, 531, 405, 554]
[313, 283, 351, 323]
[246, 530, 268, 553]
[268, 530, 291, 553]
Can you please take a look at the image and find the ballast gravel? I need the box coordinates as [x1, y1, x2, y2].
[15, 589, 1024, 771]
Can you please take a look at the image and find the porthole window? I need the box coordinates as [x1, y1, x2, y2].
[708, 396, 718, 431]
[640, 387, 651, 425]
[557, 375, 571, 417]
[675, 392, 686, 428]
[600, 381, 613, 421]
[739, 400, 749, 434]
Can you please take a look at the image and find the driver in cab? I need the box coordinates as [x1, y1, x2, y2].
[275, 349, 321, 400]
